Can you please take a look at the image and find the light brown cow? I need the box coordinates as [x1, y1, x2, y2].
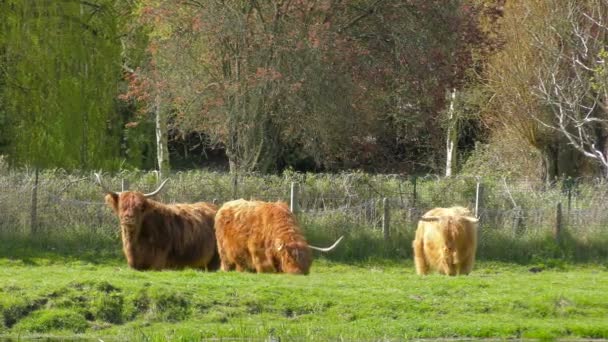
[214, 199, 343, 275]
[96, 173, 220, 271]
[412, 206, 478, 276]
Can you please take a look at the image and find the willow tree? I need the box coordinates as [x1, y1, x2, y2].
[0, 0, 122, 170]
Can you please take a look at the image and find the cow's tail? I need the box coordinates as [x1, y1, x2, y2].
[309, 236, 344, 252]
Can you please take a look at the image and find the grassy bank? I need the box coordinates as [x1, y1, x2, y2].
[1, 250, 607, 340]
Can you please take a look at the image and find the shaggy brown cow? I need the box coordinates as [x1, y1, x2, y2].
[412, 206, 478, 276]
[96, 173, 220, 271]
[215, 199, 343, 275]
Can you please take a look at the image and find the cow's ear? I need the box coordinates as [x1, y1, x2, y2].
[274, 238, 284, 251]
[104, 193, 119, 213]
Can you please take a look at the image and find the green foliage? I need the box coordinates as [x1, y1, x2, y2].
[0, 0, 123, 170]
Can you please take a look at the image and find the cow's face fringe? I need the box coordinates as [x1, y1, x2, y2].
[413, 206, 478, 276]
[278, 242, 311, 275]
[105, 192, 150, 236]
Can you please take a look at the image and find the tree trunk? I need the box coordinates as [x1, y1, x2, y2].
[445, 88, 458, 177]
[155, 93, 170, 180]
[541, 144, 559, 184]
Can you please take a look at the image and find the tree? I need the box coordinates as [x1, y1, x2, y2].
[126, 0, 376, 173]
[532, 0, 608, 177]
[0, 0, 123, 170]
[339, 0, 502, 174]
[482, 1, 570, 181]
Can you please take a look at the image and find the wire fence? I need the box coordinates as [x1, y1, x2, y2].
[1, 169, 608, 240]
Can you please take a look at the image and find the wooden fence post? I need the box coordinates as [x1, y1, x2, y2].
[554, 202, 562, 243]
[475, 181, 483, 218]
[412, 176, 417, 207]
[475, 181, 483, 240]
[232, 172, 238, 199]
[30, 168, 39, 234]
[121, 178, 129, 191]
[408, 177, 418, 229]
[513, 205, 525, 235]
[290, 182, 299, 213]
[382, 198, 390, 242]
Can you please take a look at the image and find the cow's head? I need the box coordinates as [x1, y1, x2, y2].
[274, 239, 312, 275]
[95, 173, 168, 234]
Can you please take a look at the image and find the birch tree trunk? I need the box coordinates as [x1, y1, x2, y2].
[445, 88, 458, 177]
[155, 93, 170, 180]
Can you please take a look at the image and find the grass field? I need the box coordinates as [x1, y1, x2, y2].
[1, 238, 607, 341]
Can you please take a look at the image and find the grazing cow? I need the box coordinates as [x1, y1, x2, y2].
[96, 173, 220, 271]
[215, 199, 344, 275]
[412, 206, 478, 276]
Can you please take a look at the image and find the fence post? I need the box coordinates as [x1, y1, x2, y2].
[231, 172, 238, 199]
[30, 167, 39, 234]
[290, 182, 299, 213]
[554, 202, 562, 243]
[411, 176, 417, 207]
[382, 198, 390, 242]
[475, 181, 483, 218]
[475, 181, 483, 240]
[121, 178, 129, 192]
[408, 177, 418, 229]
[398, 181, 404, 207]
[513, 206, 525, 235]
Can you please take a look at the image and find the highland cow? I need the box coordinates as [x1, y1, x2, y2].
[412, 206, 478, 276]
[215, 199, 343, 275]
[96, 173, 220, 271]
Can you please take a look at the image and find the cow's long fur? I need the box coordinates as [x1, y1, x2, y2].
[104, 192, 220, 271]
[214, 199, 318, 275]
[412, 206, 478, 276]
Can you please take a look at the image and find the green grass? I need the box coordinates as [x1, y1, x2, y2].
[1, 248, 607, 341]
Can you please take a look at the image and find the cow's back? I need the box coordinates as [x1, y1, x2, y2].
[215, 199, 307, 273]
[143, 201, 219, 270]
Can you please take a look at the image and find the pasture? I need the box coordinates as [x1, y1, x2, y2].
[1, 236, 607, 341]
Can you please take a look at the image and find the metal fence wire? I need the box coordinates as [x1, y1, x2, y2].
[1, 170, 607, 237]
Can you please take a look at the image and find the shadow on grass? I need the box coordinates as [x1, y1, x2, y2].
[304, 222, 608, 266]
[2, 224, 607, 267]
[0, 229, 123, 265]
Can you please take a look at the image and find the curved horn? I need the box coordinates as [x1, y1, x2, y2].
[463, 216, 479, 223]
[94, 173, 117, 195]
[309, 236, 344, 252]
[143, 178, 169, 198]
